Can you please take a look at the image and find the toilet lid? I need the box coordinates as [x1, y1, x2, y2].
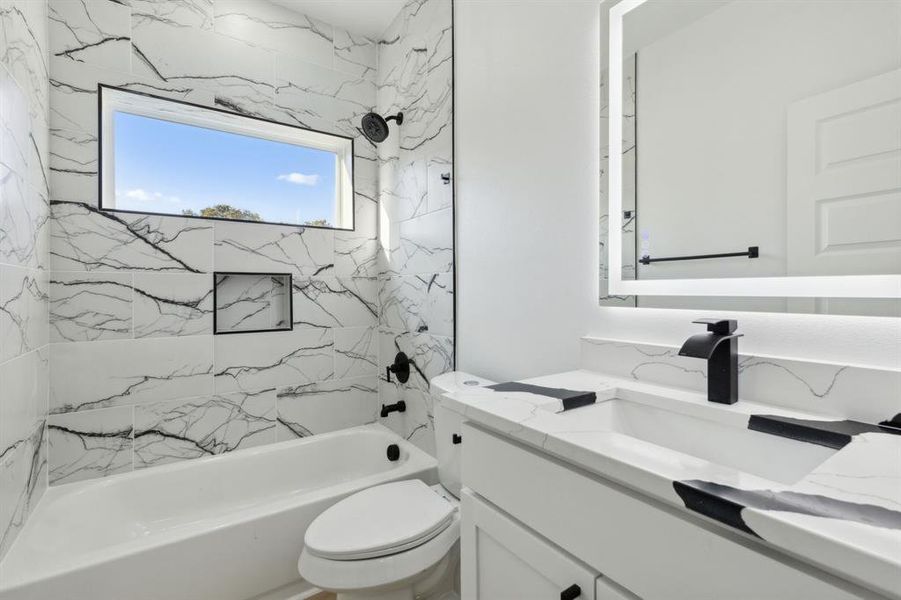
[304, 480, 455, 561]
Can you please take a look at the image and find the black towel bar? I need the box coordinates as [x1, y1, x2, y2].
[640, 246, 758, 265]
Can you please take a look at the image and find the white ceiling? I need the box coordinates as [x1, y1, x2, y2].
[270, 0, 406, 40]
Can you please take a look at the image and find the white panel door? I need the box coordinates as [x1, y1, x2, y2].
[461, 490, 600, 600]
[787, 69, 901, 277]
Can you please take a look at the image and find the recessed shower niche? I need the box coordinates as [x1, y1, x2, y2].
[214, 272, 293, 335]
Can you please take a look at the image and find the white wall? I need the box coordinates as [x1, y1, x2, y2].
[455, 0, 901, 382]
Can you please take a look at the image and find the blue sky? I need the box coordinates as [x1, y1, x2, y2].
[113, 112, 338, 225]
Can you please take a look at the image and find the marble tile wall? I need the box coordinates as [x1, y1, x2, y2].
[0, 0, 51, 559]
[43, 0, 455, 485]
[44, 0, 388, 485]
[376, 0, 454, 455]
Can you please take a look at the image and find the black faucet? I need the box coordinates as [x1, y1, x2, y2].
[678, 319, 743, 404]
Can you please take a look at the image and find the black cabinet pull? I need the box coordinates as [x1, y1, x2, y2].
[560, 584, 581, 600]
[452, 433, 462, 444]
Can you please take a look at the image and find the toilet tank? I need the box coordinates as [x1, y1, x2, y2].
[431, 372, 495, 498]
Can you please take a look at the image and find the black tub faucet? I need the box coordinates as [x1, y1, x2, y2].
[678, 319, 743, 404]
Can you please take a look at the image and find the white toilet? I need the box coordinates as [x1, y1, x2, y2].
[298, 373, 492, 600]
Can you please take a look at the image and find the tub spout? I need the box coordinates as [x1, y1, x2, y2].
[380, 401, 407, 418]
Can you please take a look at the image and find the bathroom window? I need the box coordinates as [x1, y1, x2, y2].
[99, 85, 354, 230]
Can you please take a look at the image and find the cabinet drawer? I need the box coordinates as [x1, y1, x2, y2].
[461, 423, 872, 600]
[461, 490, 600, 600]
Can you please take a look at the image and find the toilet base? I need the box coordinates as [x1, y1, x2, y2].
[334, 542, 459, 600]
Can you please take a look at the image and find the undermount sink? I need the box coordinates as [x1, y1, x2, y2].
[551, 395, 838, 485]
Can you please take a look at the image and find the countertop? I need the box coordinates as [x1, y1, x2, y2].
[440, 370, 901, 599]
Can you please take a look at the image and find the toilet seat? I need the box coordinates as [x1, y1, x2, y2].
[298, 481, 461, 593]
[305, 480, 456, 560]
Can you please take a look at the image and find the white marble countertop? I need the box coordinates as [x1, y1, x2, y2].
[440, 370, 901, 599]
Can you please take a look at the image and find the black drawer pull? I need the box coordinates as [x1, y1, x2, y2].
[452, 433, 462, 444]
[561, 584, 581, 600]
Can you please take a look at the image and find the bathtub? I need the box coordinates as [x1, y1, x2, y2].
[0, 424, 436, 600]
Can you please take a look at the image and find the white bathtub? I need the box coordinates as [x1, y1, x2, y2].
[0, 424, 436, 600]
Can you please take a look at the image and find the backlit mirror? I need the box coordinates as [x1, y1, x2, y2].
[601, 0, 901, 315]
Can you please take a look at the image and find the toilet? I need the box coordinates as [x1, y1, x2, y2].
[298, 373, 493, 600]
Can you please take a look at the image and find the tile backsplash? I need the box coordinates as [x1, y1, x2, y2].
[581, 337, 901, 424]
[43, 0, 454, 486]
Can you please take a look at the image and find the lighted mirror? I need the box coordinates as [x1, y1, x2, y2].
[602, 0, 901, 315]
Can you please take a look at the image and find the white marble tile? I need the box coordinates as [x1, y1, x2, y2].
[49, 58, 212, 134]
[214, 0, 333, 69]
[334, 195, 378, 278]
[380, 272, 453, 337]
[1, 169, 49, 269]
[273, 57, 375, 133]
[354, 158, 379, 206]
[50, 271, 132, 342]
[134, 389, 276, 469]
[50, 335, 214, 413]
[1, 65, 29, 176]
[378, 377, 435, 456]
[133, 272, 213, 338]
[1, 0, 50, 122]
[292, 276, 377, 329]
[214, 272, 290, 333]
[334, 326, 378, 380]
[0, 420, 46, 557]
[0, 264, 49, 363]
[48, 127, 96, 203]
[28, 110, 49, 199]
[48, 0, 131, 74]
[214, 327, 333, 394]
[132, 17, 275, 89]
[379, 157, 427, 223]
[48, 406, 132, 485]
[0, 348, 48, 457]
[390, 207, 453, 276]
[130, 0, 213, 31]
[51, 201, 213, 272]
[379, 328, 453, 395]
[276, 376, 377, 440]
[377, 0, 451, 162]
[213, 220, 333, 278]
[333, 28, 376, 80]
[427, 160, 452, 212]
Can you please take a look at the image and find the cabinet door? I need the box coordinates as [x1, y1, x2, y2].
[461, 489, 599, 600]
[596, 577, 641, 600]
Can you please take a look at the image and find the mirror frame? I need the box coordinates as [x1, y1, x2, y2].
[606, 0, 900, 300]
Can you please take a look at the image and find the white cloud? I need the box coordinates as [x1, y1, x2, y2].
[277, 172, 320, 186]
[119, 189, 181, 204]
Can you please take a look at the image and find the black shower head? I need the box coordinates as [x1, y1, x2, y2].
[361, 111, 403, 144]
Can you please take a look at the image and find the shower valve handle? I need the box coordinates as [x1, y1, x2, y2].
[385, 352, 412, 384]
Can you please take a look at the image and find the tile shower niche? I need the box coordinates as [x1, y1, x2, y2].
[214, 272, 294, 335]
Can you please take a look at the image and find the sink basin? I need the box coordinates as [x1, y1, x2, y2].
[551, 397, 837, 484]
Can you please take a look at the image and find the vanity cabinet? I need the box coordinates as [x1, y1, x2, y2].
[460, 423, 877, 600]
[461, 490, 639, 600]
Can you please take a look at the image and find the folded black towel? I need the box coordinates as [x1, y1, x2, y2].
[486, 382, 596, 411]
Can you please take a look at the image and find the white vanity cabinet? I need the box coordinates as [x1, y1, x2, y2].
[460, 423, 880, 600]
[461, 489, 638, 600]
